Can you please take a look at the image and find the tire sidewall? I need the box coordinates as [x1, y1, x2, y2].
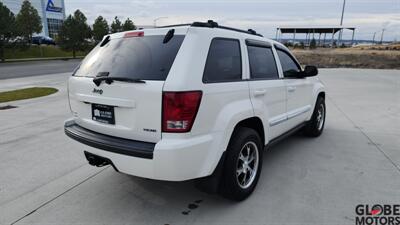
[305, 96, 326, 137]
[314, 97, 326, 134]
[222, 128, 263, 200]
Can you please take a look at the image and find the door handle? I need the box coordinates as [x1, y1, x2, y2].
[254, 89, 267, 96]
[287, 86, 296, 93]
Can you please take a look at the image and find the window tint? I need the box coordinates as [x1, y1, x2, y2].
[247, 46, 278, 79]
[73, 35, 185, 80]
[277, 49, 301, 78]
[203, 39, 242, 83]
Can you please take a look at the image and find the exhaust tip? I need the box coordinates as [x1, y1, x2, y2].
[87, 155, 109, 167]
[84, 151, 114, 168]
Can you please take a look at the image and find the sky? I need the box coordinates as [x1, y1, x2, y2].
[65, 0, 400, 41]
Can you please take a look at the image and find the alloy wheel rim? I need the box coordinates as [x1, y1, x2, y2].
[316, 103, 325, 131]
[236, 141, 259, 189]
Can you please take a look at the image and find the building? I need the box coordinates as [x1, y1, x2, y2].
[0, 0, 66, 38]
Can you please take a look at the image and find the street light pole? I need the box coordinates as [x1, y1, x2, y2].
[153, 17, 168, 27]
[372, 32, 376, 45]
[338, 0, 346, 46]
[340, 0, 346, 26]
[380, 28, 385, 44]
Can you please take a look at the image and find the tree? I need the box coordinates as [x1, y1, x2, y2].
[15, 0, 42, 43]
[0, 2, 16, 62]
[110, 16, 122, 33]
[122, 18, 136, 31]
[93, 16, 109, 43]
[310, 38, 317, 49]
[58, 10, 92, 58]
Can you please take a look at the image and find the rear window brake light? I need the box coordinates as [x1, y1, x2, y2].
[124, 31, 144, 38]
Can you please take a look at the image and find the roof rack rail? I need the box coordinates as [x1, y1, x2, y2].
[191, 20, 219, 28]
[191, 20, 263, 37]
[154, 20, 263, 37]
[156, 23, 192, 28]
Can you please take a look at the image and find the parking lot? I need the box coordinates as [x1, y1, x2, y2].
[0, 67, 399, 225]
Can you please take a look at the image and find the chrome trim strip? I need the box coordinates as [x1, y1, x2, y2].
[269, 115, 287, 126]
[269, 105, 312, 127]
[287, 105, 312, 119]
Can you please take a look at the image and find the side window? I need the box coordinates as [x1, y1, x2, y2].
[203, 38, 242, 83]
[247, 46, 279, 79]
[276, 49, 301, 78]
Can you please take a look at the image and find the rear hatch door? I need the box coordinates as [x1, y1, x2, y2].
[68, 29, 186, 143]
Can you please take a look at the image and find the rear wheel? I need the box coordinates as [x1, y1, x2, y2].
[219, 127, 263, 201]
[304, 96, 326, 137]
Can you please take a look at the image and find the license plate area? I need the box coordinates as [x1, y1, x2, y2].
[91, 104, 115, 125]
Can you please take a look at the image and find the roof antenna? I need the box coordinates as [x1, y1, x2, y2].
[247, 29, 256, 35]
[207, 20, 218, 27]
[248, 29, 263, 37]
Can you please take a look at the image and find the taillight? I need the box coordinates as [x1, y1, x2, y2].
[162, 91, 202, 133]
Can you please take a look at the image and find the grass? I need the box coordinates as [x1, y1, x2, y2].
[0, 87, 58, 103]
[292, 46, 400, 69]
[352, 44, 400, 51]
[4, 45, 88, 60]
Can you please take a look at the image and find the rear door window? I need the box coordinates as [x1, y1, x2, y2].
[247, 45, 278, 80]
[203, 38, 242, 83]
[73, 35, 185, 80]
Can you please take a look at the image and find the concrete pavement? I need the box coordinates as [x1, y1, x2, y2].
[0, 69, 399, 225]
[0, 60, 81, 80]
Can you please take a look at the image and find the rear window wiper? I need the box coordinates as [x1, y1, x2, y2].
[163, 29, 175, 43]
[93, 77, 146, 86]
[100, 35, 110, 47]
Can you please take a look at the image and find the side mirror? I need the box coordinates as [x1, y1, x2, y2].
[302, 65, 318, 77]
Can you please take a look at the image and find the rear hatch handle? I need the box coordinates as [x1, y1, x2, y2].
[93, 77, 146, 86]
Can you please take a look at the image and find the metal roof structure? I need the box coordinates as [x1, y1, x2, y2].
[276, 26, 356, 47]
[277, 26, 355, 34]
[139, 20, 263, 37]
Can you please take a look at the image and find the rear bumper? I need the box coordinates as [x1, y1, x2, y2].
[64, 119, 223, 181]
[65, 120, 155, 159]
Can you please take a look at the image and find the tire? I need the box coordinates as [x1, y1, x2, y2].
[303, 96, 326, 137]
[219, 127, 263, 201]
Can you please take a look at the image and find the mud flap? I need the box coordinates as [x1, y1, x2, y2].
[194, 151, 226, 194]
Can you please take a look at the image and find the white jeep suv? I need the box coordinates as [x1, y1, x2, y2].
[65, 21, 326, 201]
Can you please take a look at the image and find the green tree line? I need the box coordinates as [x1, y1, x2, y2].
[0, 0, 137, 61]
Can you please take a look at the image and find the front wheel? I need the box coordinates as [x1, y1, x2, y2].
[304, 96, 326, 137]
[219, 127, 263, 201]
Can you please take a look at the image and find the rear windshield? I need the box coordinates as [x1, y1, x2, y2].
[73, 35, 185, 80]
